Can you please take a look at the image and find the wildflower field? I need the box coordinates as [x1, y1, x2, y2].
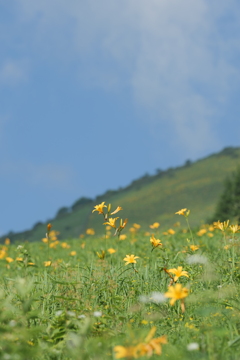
[1, 204, 240, 360]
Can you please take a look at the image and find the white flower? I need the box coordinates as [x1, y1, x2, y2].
[187, 342, 199, 351]
[93, 311, 102, 317]
[187, 254, 208, 264]
[55, 310, 63, 316]
[150, 292, 166, 304]
[78, 314, 86, 319]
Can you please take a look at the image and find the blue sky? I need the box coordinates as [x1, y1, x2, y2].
[1, 0, 240, 235]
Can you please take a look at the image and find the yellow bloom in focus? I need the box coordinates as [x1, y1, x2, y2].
[133, 223, 141, 229]
[190, 245, 199, 251]
[5, 238, 10, 245]
[108, 248, 116, 254]
[44, 261, 51, 267]
[70, 251, 77, 256]
[110, 206, 123, 215]
[114, 345, 138, 359]
[119, 234, 127, 240]
[168, 229, 175, 235]
[86, 228, 95, 235]
[175, 208, 187, 216]
[229, 224, 240, 234]
[213, 220, 229, 231]
[150, 235, 162, 248]
[92, 202, 107, 214]
[103, 217, 119, 228]
[123, 254, 139, 265]
[165, 283, 189, 305]
[149, 222, 160, 229]
[6, 257, 14, 263]
[61, 242, 70, 249]
[167, 266, 189, 282]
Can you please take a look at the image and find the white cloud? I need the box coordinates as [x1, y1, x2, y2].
[0, 59, 28, 86]
[7, 0, 240, 154]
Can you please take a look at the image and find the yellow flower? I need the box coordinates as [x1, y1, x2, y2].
[42, 238, 48, 243]
[79, 234, 85, 239]
[129, 227, 136, 233]
[207, 232, 214, 237]
[108, 248, 116, 254]
[4, 238, 10, 245]
[86, 228, 95, 235]
[175, 208, 187, 216]
[123, 254, 139, 265]
[28, 262, 35, 266]
[81, 242, 85, 249]
[114, 345, 138, 359]
[229, 224, 240, 234]
[16, 257, 23, 261]
[49, 241, 59, 249]
[0, 250, 7, 259]
[150, 235, 162, 248]
[224, 245, 230, 250]
[92, 202, 107, 214]
[110, 206, 123, 215]
[96, 250, 105, 259]
[47, 223, 52, 232]
[168, 229, 175, 235]
[61, 242, 70, 249]
[6, 257, 14, 263]
[167, 266, 189, 282]
[44, 261, 51, 267]
[119, 234, 127, 240]
[70, 251, 77, 256]
[133, 223, 141, 229]
[190, 245, 199, 251]
[149, 222, 160, 229]
[103, 217, 119, 228]
[197, 229, 207, 236]
[120, 219, 128, 229]
[165, 283, 189, 305]
[137, 327, 167, 357]
[213, 220, 229, 231]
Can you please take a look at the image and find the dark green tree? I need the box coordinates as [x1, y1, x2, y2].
[212, 167, 240, 222]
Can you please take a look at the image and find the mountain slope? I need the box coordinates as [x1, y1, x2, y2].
[2, 146, 240, 242]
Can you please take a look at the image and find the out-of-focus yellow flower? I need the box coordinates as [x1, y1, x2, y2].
[163, 231, 168, 236]
[129, 227, 136, 233]
[168, 229, 175, 235]
[28, 262, 35, 266]
[70, 251, 77, 256]
[150, 235, 162, 248]
[44, 261, 51, 267]
[197, 228, 207, 236]
[5, 238, 10, 245]
[16, 257, 23, 261]
[208, 225, 214, 231]
[114, 345, 138, 359]
[120, 219, 128, 230]
[167, 266, 189, 282]
[79, 234, 85, 239]
[42, 238, 48, 243]
[190, 245, 199, 251]
[92, 202, 107, 214]
[103, 217, 119, 228]
[107, 248, 116, 254]
[133, 223, 141, 229]
[165, 283, 189, 306]
[207, 232, 214, 237]
[49, 241, 59, 248]
[182, 229, 188, 233]
[149, 222, 160, 229]
[96, 250, 105, 259]
[110, 206, 123, 215]
[86, 228, 95, 235]
[229, 224, 240, 234]
[119, 234, 127, 240]
[61, 242, 70, 249]
[137, 327, 167, 357]
[106, 225, 111, 231]
[47, 223, 52, 232]
[123, 254, 139, 265]
[0, 250, 7, 259]
[224, 245, 230, 250]
[6, 257, 14, 263]
[213, 220, 229, 231]
[81, 242, 85, 249]
[175, 208, 187, 216]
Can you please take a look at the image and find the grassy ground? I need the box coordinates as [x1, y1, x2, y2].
[1, 211, 240, 359]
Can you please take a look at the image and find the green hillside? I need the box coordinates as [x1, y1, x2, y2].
[2, 146, 240, 243]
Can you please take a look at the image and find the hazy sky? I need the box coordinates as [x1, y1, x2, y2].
[1, 0, 240, 235]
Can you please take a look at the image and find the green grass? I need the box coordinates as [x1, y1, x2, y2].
[1, 214, 240, 359]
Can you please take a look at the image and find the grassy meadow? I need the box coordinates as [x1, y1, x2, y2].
[1, 204, 240, 360]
